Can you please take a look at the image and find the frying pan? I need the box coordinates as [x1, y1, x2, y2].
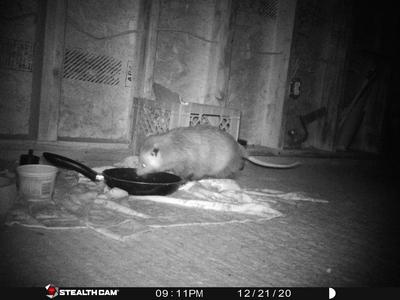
[43, 152, 183, 196]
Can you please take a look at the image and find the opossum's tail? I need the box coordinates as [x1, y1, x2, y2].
[245, 156, 301, 169]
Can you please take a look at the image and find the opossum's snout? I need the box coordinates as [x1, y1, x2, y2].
[136, 161, 146, 175]
[137, 145, 162, 176]
[136, 157, 151, 176]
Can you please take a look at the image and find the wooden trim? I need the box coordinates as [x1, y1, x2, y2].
[261, 0, 297, 148]
[132, 0, 156, 100]
[37, 0, 67, 141]
[205, 0, 233, 106]
[130, 0, 160, 148]
[0, 139, 131, 164]
[142, 0, 160, 99]
[0, 139, 131, 161]
[29, 0, 47, 139]
[0, 139, 130, 150]
[320, 1, 353, 151]
[58, 136, 130, 144]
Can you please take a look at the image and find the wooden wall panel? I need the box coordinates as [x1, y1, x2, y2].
[37, 0, 66, 141]
[153, 0, 232, 106]
[57, 0, 140, 142]
[282, 0, 353, 150]
[227, 0, 297, 147]
[0, 0, 39, 137]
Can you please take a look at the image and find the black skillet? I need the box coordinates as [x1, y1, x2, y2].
[43, 152, 182, 196]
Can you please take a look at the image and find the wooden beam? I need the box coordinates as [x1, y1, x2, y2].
[261, 0, 297, 148]
[205, 0, 233, 106]
[132, 0, 160, 100]
[319, 0, 353, 150]
[37, 0, 66, 141]
[29, 0, 47, 139]
[142, 0, 160, 99]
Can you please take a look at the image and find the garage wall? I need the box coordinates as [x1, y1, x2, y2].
[0, 0, 298, 159]
[0, 0, 40, 138]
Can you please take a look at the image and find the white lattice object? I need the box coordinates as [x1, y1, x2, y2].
[132, 98, 241, 153]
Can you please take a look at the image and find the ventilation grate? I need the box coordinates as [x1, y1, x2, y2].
[63, 48, 122, 86]
[190, 113, 231, 131]
[237, 0, 278, 19]
[259, 0, 278, 18]
[138, 103, 171, 136]
[0, 38, 33, 72]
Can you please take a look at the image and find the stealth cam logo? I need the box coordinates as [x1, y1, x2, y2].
[46, 284, 59, 298]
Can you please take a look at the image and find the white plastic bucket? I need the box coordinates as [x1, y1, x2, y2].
[16, 164, 58, 201]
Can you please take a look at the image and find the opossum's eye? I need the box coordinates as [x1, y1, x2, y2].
[151, 148, 159, 156]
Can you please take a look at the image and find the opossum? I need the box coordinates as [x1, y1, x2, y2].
[137, 126, 300, 180]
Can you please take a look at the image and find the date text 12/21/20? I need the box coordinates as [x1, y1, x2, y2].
[238, 289, 292, 298]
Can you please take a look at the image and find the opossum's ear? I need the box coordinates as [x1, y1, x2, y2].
[151, 147, 159, 156]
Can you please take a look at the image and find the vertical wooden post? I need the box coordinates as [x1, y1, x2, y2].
[205, 0, 233, 106]
[37, 0, 66, 141]
[133, 0, 160, 100]
[316, 0, 353, 150]
[261, 0, 297, 148]
[29, 0, 46, 139]
[142, 0, 160, 99]
[130, 0, 159, 149]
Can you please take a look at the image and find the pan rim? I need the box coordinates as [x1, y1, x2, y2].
[103, 168, 183, 185]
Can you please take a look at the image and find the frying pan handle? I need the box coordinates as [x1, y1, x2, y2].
[43, 152, 98, 181]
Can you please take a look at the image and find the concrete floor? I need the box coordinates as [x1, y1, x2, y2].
[0, 157, 399, 287]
